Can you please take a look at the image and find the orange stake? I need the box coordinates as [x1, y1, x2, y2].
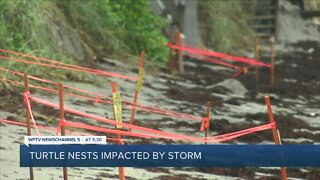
[111, 82, 125, 180]
[205, 102, 211, 145]
[265, 96, 287, 180]
[129, 51, 144, 131]
[167, 32, 173, 72]
[176, 31, 184, 73]
[24, 74, 34, 180]
[58, 83, 68, 180]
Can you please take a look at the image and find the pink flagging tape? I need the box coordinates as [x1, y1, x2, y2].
[62, 88, 202, 121]
[57, 84, 203, 121]
[209, 122, 275, 140]
[0, 77, 57, 93]
[167, 43, 271, 68]
[0, 68, 203, 121]
[28, 95, 275, 143]
[200, 118, 209, 131]
[200, 122, 275, 142]
[0, 116, 274, 144]
[0, 55, 137, 81]
[23, 92, 41, 136]
[186, 54, 241, 70]
[0, 76, 202, 122]
[0, 48, 138, 81]
[55, 118, 66, 136]
[0, 49, 104, 73]
[0, 67, 57, 85]
[57, 116, 276, 143]
[0, 119, 120, 142]
[28, 95, 202, 141]
[0, 77, 24, 86]
[232, 67, 250, 78]
[0, 69, 276, 142]
[62, 120, 185, 140]
[0, 75, 275, 143]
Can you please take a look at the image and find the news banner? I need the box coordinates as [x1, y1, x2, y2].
[21, 136, 320, 167]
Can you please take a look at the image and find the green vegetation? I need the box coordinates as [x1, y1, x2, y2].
[197, 0, 255, 53]
[0, 0, 78, 80]
[0, 0, 260, 83]
[304, 0, 320, 10]
[56, 0, 168, 61]
[0, 0, 168, 83]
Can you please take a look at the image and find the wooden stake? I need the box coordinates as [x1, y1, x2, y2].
[23, 74, 34, 180]
[265, 96, 287, 180]
[270, 36, 275, 86]
[205, 102, 211, 145]
[167, 31, 173, 72]
[58, 83, 68, 180]
[118, 165, 125, 180]
[253, 36, 259, 81]
[176, 31, 184, 74]
[129, 51, 144, 131]
[111, 82, 125, 180]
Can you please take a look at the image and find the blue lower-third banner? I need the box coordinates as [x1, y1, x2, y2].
[20, 145, 320, 167]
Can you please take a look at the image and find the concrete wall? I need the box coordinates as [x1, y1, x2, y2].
[150, 0, 200, 46]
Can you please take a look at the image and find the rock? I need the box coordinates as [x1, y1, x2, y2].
[206, 79, 248, 97]
[277, 0, 320, 43]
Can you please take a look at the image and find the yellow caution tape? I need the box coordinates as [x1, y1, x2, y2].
[243, 67, 248, 74]
[135, 68, 144, 92]
[277, 129, 282, 145]
[112, 92, 122, 128]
